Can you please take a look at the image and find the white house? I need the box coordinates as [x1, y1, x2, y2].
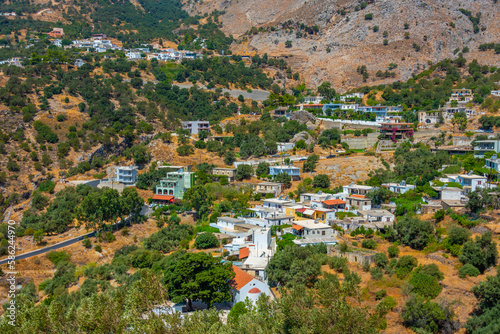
[342, 183, 374, 196]
[300, 192, 330, 203]
[432, 186, 463, 201]
[231, 265, 271, 305]
[262, 198, 293, 211]
[357, 210, 395, 229]
[381, 181, 415, 194]
[239, 228, 276, 280]
[304, 96, 325, 104]
[340, 92, 365, 101]
[492, 90, 500, 97]
[277, 142, 295, 152]
[457, 174, 488, 193]
[211, 217, 255, 237]
[291, 220, 334, 239]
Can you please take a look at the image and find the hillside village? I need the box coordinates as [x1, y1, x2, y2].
[0, 0, 500, 333]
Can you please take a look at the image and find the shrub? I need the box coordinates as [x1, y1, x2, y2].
[56, 114, 67, 122]
[370, 266, 383, 280]
[46, 251, 71, 266]
[94, 245, 102, 252]
[459, 232, 498, 273]
[448, 225, 471, 245]
[228, 301, 248, 322]
[374, 253, 389, 267]
[194, 232, 219, 249]
[410, 273, 443, 299]
[394, 216, 434, 250]
[362, 239, 378, 250]
[38, 180, 55, 193]
[82, 237, 92, 249]
[402, 294, 457, 333]
[388, 245, 399, 258]
[395, 255, 418, 279]
[415, 264, 444, 280]
[375, 290, 387, 300]
[459, 264, 480, 278]
[328, 256, 348, 273]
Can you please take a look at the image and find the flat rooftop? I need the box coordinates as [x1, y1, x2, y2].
[293, 219, 331, 229]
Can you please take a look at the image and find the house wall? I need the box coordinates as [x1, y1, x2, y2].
[327, 246, 376, 265]
[303, 227, 333, 239]
[441, 189, 462, 201]
[233, 278, 270, 305]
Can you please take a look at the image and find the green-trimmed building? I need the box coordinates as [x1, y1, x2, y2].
[156, 168, 195, 200]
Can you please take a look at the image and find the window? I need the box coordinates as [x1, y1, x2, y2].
[322, 231, 325, 236]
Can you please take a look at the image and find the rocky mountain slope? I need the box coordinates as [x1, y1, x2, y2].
[186, 0, 500, 91]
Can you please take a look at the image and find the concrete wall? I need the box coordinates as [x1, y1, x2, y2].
[453, 136, 473, 146]
[342, 133, 379, 149]
[327, 245, 376, 265]
[320, 119, 380, 131]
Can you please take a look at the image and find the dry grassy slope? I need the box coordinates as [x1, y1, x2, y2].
[186, 0, 500, 91]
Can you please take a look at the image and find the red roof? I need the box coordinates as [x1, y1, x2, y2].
[295, 208, 306, 213]
[350, 194, 366, 198]
[292, 224, 304, 231]
[239, 247, 249, 260]
[248, 287, 261, 294]
[152, 195, 174, 201]
[231, 265, 255, 291]
[322, 199, 346, 205]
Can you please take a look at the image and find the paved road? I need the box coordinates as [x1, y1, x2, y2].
[0, 231, 96, 265]
[0, 204, 150, 265]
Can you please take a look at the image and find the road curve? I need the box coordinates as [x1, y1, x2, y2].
[0, 205, 150, 265]
[0, 230, 96, 265]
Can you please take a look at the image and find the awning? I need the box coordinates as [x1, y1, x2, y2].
[303, 209, 315, 216]
[292, 224, 304, 231]
[152, 195, 174, 201]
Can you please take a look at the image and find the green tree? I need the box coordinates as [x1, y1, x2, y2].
[256, 162, 270, 176]
[402, 294, 457, 333]
[235, 164, 253, 181]
[184, 185, 213, 215]
[317, 82, 336, 100]
[393, 216, 433, 250]
[194, 232, 219, 249]
[459, 231, 498, 273]
[274, 172, 292, 188]
[162, 252, 235, 310]
[312, 174, 330, 188]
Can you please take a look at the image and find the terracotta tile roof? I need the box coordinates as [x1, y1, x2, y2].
[295, 208, 306, 213]
[152, 194, 174, 201]
[239, 247, 249, 260]
[322, 199, 346, 205]
[231, 265, 255, 291]
[292, 224, 304, 231]
[350, 194, 366, 198]
[248, 287, 261, 293]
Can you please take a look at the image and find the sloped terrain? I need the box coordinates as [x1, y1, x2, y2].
[186, 0, 500, 90]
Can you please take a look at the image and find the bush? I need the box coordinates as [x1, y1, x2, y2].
[194, 232, 219, 249]
[415, 264, 444, 280]
[395, 255, 418, 279]
[402, 294, 457, 333]
[394, 216, 434, 250]
[375, 289, 387, 300]
[56, 114, 67, 122]
[82, 237, 92, 249]
[374, 253, 388, 267]
[94, 245, 102, 252]
[46, 251, 71, 266]
[410, 273, 443, 299]
[38, 180, 55, 193]
[370, 266, 383, 280]
[459, 232, 498, 273]
[459, 264, 480, 278]
[228, 301, 248, 322]
[448, 225, 471, 246]
[328, 256, 348, 273]
[362, 239, 378, 250]
[388, 245, 399, 258]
